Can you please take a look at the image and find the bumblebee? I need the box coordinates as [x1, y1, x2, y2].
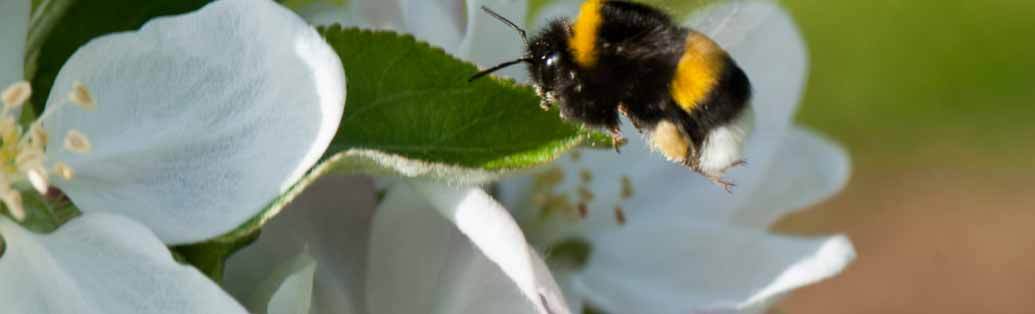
[471, 0, 753, 191]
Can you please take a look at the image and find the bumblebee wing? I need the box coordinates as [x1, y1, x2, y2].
[685, 1, 808, 181]
[686, 0, 805, 119]
[691, 0, 803, 55]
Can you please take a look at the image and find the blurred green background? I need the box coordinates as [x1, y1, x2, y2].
[788, 0, 1035, 169]
[747, 0, 1034, 313]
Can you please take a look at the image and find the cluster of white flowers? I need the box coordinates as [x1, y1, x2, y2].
[0, 0, 856, 313]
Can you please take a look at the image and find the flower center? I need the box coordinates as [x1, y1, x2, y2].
[516, 149, 639, 271]
[0, 81, 93, 222]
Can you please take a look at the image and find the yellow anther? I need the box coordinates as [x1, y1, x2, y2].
[579, 169, 592, 183]
[53, 162, 74, 181]
[1, 81, 31, 109]
[620, 176, 634, 200]
[64, 130, 91, 153]
[68, 81, 96, 110]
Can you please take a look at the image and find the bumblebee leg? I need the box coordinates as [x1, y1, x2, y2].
[681, 159, 735, 193]
[680, 141, 737, 193]
[609, 126, 627, 153]
[693, 162, 745, 193]
[534, 86, 556, 111]
[540, 99, 552, 111]
[726, 160, 747, 170]
[708, 175, 737, 193]
[617, 103, 644, 131]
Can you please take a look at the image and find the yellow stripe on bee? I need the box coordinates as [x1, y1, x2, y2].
[670, 31, 725, 113]
[569, 0, 604, 68]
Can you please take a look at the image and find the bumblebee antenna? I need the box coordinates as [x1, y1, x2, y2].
[481, 6, 528, 45]
[469, 7, 532, 82]
[468, 57, 533, 82]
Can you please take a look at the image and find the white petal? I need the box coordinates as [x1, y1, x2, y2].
[458, 0, 529, 80]
[401, 0, 466, 55]
[266, 252, 318, 314]
[731, 128, 852, 228]
[0, 213, 248, 314]
[0, 0, 28, 86]
[223, 175, 377, 314]
[42, 0, 346, 244]
[367, 182, 568, 314]
[530, 246, 576, 314]
[686, 0, 809, 200]
[575, 219, 855, 314]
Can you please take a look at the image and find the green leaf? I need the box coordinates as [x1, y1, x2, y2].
[26, 0, 213, 114]
[322, 26, 610, 172]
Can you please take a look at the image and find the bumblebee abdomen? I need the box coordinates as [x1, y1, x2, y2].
[671, 31, 751, 133]
[670, 31, 726, 113]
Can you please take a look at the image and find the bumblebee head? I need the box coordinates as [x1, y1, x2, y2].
[526, 20, 573, 93]
[469, 7, 573, 98]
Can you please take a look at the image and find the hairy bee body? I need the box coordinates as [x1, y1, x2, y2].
[478, 0, 753, 189]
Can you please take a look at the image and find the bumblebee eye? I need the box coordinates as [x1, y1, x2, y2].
[545, 53, 561, 67]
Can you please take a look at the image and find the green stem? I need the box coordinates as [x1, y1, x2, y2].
[170, 229, 262, 283]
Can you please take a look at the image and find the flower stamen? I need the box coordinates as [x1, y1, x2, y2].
[613, 206, 626, 225]
[0, 82, 91, 222]
[1, 82, 31, 110]
[68, 81, 96, 110]
[64, 130, 91, 153]
[620, 175, 634, 200]
[53, 162, 74, 181]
